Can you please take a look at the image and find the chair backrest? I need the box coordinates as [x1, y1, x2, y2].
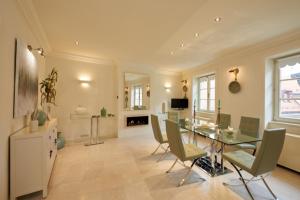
[150, 114, 163, 143]
[168, 111, 179, 123]
[251, 128, 286, 176]
[239, 116, 260, 138]
[178, 118, 186, 127]
[218, 113, 231, 129]
[166, 120, 185, 161]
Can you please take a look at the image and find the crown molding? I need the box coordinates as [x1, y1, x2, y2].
[115, 61, 182, 76]
[217, 28, 300, 60]
[48, 51, 115, 65]
[185, 29, 300, 72]
[17, 0, 51, 52]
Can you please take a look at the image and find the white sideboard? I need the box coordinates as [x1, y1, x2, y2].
[10, 119, 58, 200]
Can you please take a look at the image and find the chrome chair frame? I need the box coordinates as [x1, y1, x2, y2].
[166, 157, 205, 187]
[228, 163, 278, 200]
[223, 128, 286, 200]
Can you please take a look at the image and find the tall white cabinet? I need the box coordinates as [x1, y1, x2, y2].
[10, 119, 58, 200]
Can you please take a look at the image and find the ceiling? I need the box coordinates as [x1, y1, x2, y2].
[32, 0, 300, 72]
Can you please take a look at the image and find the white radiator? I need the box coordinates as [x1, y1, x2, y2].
[278, 132, 300, 172]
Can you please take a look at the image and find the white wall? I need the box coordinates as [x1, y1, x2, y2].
[181, 30, 300, 135]
[117, 66, 182, 135]
[44, 58, 182, 140]
[45, 56, 118, 141]
[0, 0, 46, 199]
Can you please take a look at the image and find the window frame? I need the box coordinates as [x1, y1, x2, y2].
[194, 73, 216, 113]
[133, 85, 143, 107]
[274, 54, 300, 124]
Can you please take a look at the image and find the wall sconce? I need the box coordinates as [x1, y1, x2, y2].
[27, 45, 45, 57]
[124, 86, 129, 95]
[78, 75, 92, 88]
[146, 84, 150, 97]
[79, 80, 91, 88]
[181, 80, 188, 98]
[124, 86, 129, 107]
[164, 83, 171, 93]
[228, 67, 241, 93]
[228, 67, 239, 81]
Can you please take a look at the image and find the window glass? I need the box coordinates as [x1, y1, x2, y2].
[276, 57, 300, 122]
[194, 74, 215, 112]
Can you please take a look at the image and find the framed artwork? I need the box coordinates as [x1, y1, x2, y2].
[13, 39, 38, 118]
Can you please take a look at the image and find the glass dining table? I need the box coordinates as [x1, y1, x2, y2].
[180, 119, 262, 176]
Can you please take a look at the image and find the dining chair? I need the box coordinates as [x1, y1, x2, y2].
[214, 113, 231, 151]
[223, 128, 286, 200]
[165, 120, 207, 186]
[168, 111, 179, 123]
[209, 113, 231, 154]
[217, 113, 231, 129]
[150, 114, 169, 162]
[236, 116, 260, 155]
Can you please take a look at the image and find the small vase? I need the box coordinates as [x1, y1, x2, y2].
[57, 132, 65, 150]
[30, 120, 39, 132]
[37, 110, 47, 126]
[100, 107, 107, 117]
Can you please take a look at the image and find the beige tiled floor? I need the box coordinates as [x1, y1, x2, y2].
[44, 130, 300, 200]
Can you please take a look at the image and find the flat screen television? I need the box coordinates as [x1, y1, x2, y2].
[171, 98, 188, 109]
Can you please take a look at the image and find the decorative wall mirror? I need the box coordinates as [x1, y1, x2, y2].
[124, 73, 150, 111]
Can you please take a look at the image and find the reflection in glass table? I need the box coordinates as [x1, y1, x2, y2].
[180, 119, 262, 176]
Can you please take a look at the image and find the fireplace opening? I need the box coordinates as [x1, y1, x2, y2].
[126, 115, 149, 127]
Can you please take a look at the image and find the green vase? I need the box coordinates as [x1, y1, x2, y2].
[37, 110, 47, 126]
[100, 107, 107, 117]
[57, 132, 65, 150]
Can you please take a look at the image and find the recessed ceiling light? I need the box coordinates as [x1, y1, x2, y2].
[75, 41, 79, 45]
[195, 33, 199, 37]
[214, 17, 222, 22]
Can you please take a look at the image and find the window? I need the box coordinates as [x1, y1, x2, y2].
[275, 54, 300, 123]
[194, 74, 215, 112]
[131, 85, 143, 107]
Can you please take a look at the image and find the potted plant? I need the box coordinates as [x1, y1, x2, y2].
[40, 68, 58, 118]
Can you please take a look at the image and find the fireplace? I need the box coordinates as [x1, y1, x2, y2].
[126, 115, 149, 127]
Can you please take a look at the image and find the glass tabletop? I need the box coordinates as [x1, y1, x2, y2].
[180, 119, 262, 145]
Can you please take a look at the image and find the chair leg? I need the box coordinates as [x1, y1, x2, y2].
[230, 163, 255, 200]
[166, 158, 178, 173]
[157, 146, 169, 162]
[224, 176, 257, 187]
[252, 149, 256, 156]
[178, 158, 205, 187]
[261, 176, 278, 200]
[178, 160, 188, 168]
[151, 144, 161, 155]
